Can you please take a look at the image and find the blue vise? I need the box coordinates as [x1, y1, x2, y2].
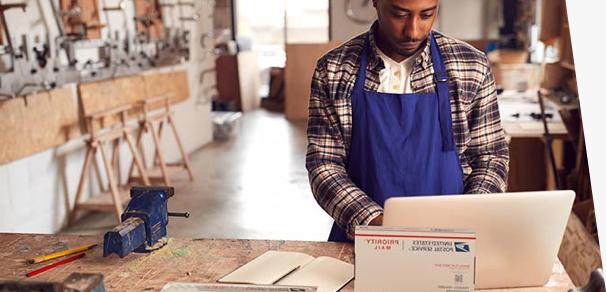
[103, 186, 188, 258]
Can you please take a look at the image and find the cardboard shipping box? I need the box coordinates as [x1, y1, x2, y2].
[355, 226, 476, 292]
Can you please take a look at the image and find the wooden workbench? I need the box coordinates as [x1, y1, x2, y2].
[0, 233, 575, 291]
[498, 93, 574, 192]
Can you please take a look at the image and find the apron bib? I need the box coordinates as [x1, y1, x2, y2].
[328, 33, 464, 242]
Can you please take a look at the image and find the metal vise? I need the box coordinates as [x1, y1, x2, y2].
[103, 186, 189, 258]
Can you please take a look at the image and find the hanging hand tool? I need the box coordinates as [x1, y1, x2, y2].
[0, 1, 27, 70]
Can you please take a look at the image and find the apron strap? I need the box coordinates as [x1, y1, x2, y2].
[429, 32, 456, 152]
[352, 34, 371, 93]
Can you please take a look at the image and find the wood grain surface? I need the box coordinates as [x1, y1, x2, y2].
[0, 233, 574, 291]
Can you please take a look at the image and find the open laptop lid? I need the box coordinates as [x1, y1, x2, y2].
[382, 190, 575, 289]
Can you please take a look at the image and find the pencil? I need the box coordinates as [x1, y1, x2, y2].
[26, 243, 97, 264]
[25, 252, 86, 277]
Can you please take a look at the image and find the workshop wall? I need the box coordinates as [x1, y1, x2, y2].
[330, 0, 375, 42]
[0, 0, 214, 233]
[435, 0, 501, 40]
[330, 0, 500, 42]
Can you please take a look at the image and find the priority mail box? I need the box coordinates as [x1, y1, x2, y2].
[354, 226, 476, 292]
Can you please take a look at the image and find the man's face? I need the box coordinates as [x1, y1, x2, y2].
[373, 0, 439, 58]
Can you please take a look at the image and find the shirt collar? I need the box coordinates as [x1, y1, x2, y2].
[367, 21, 433, 71]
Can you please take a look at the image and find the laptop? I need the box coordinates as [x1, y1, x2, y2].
[382, 190, 575, 289]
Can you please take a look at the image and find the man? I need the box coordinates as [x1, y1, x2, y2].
[305, 0, 510, 242]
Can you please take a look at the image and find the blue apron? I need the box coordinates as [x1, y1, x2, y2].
[328, 33, 464, 242]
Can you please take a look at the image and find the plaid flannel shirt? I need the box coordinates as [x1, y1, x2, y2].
[305, 24, 510, 240]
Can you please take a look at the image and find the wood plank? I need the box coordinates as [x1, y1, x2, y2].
[558, 212, 602, 286]
[89, 125, 137, 142]
[78, 75, 146, 116]
[78, 71, 190, 116]
[0, 73, 189, 165]
[133, 0, 164, 39]
[0, 234, 574, 291]
[78, 76, 142, 133]
[87, 104, 132, 120]
[60, 0, 103, 39]
[284, 42, 341, 121]
[78, 71, 189, 133]
[142, 70, 190, 106]
[236, 52, 261, 112]
[0, 86, 80, 165]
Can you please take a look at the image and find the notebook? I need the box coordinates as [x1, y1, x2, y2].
[218, 250, 353, 292]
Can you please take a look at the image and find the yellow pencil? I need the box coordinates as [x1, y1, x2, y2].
[26, 244, 97, 264]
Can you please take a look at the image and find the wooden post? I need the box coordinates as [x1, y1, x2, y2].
[69, 144, 94, 225]
[98, 141, 123, 222]
[127, 93, 194, 186]
[167, 112, 194, 181]
[69, 105, 151, 225]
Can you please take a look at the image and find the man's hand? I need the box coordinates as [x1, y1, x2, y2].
[369, 214, 383, 226]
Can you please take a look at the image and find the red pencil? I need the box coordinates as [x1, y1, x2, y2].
[25, 252, 86, 277]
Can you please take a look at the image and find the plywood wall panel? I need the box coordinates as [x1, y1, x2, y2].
[142, 70, 190, 104]
[0, 71, 190, 165]
[0, 87, 79, 165]
[79, 71, 190, 117]
[78, 75, 146, 116]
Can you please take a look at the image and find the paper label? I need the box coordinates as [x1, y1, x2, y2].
[354, 226, 476, 292]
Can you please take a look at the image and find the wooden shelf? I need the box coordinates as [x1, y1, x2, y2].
[77, 187, 131, 211]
